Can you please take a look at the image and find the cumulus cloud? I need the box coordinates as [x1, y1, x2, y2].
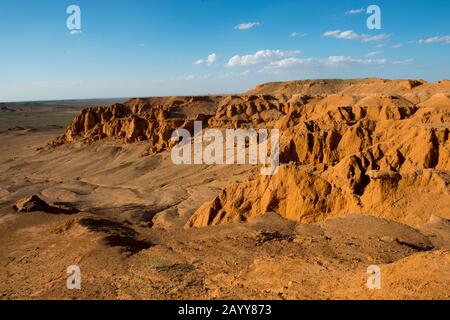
[419, 36, 450, 44]
[290, 32, 307, 38]
[346, 8, 365, 15]
[391, 58, 414, 65]
[193, 53, 217, 66]
[235, 22, 260, 30]
[324, 30, 359, 40]
[366, 51, 383, 57]
[174, 74, 211, 81]
[219, 70, 251, 79]
[224, 48, 403, 75]
[324, 56, 387, 67]
[323, 30, 390, 42]
[265, 57, 314, 69]
[264, 55, 388, 71]
[363, 34, 391, 42]
[226, 49, 301, 67]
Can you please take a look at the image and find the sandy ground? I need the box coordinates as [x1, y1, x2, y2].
[0, 105, 449, 300]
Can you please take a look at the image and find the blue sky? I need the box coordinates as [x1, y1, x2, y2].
[1, 0, 449, 102]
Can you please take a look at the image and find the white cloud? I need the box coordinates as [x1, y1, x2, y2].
[391, 44, 403, 48]
[363, 34, 391, 42]
[391, 58, 414, 65]
[419, 36, 450, 44]
[375, 44, 385, 48]
[225, 48, 402, 74]
[264, 55, 387, 71]
[235, 22, 260, 30]
[193, 53, 217, 66]
[346, 8, 365, 15]
[334, 30, 360, 40]
[323, 30, 348, 38]
[366, 51, 383, 57]
[290, 32, 307, 38]
[174, 74, 211, 81]
[324, 56, 387, 67]
[226, 49, 301, 67]
[266, 57, 314, 69]
[323, 30, 390, 42]
[219, 70, 251, 79]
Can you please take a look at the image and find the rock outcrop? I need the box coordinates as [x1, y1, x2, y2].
[52, 96, 220, 153]
[186, 79, 450, 228]
[52, 78, 450, 228]
[15, 195, 80, 215]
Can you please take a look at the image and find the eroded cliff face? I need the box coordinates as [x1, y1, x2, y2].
[53, 79, 450, 228]
[51, 96, 219, 153]
[187, 79, 450, 228]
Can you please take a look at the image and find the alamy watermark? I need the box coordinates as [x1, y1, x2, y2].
[367, 5, 382, 30]
[66, 5, 81, 34]
[66, 265, 81, 290]
[171, 122, 280, 176]
[367, 265, 381, 290]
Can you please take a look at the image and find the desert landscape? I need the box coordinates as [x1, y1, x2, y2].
[0, 78, 449, 300]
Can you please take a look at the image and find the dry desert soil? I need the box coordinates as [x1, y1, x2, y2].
[0, 79, 449, 300]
